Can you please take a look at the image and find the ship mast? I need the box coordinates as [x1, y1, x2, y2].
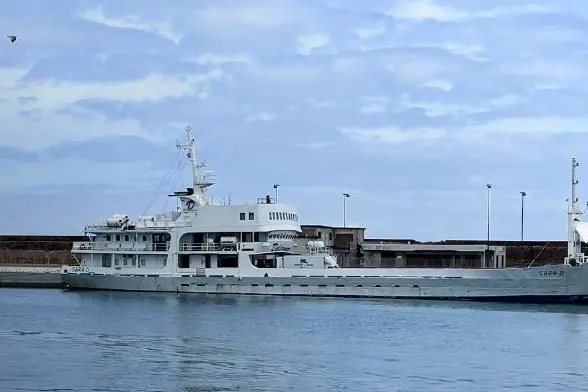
[176, 125, 215, 207]
[566, 157, 582, 264]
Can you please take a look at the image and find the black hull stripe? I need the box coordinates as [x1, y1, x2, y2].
[62, 286, 588, 305]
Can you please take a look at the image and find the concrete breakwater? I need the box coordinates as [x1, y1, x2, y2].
[0, 235, 84, 289]
[0, 267, 62, 288]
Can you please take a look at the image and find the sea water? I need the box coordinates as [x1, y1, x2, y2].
[0, 288, 587, 392]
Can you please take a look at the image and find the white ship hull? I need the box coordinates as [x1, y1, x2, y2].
[61, 263, 588, 304]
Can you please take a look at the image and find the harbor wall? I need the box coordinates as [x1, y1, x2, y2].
[439, 240, 583, 268]
[0, 236, 85, 288]
[0, 235, 85, 267]
[0, 267, 62, 288]
[0, 235, 576, 269]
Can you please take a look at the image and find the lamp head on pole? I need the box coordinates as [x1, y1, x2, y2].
[343, 193, 350, 198]
[273, 184, 279, 189]
[521, 191, 526, 197]
[486, 184, 492, 189]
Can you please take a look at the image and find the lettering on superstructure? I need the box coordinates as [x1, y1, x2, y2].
[538, 270, 565, 277]
[270, 243, 291, 252]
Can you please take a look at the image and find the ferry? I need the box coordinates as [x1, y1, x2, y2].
[61, 126, 588, 303]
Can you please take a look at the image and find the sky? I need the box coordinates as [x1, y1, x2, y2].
[1, 0, 587, 242]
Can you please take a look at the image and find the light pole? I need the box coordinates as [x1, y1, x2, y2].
[273, 184, 279, 203]
[343, 193, 350, 227]
[486, 184, 492, 250]
[520, 191, 526, 241]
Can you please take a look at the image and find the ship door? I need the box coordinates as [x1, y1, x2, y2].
[204, 254, 211, 268]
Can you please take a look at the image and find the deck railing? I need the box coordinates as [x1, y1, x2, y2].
[85, 221, 190, 230]
[73, 241, 169, 252]
[179, 243, 222, 252]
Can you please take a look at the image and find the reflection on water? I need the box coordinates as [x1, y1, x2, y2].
[1, 288, 588, 391]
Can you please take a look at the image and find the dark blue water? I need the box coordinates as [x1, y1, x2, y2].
[1, 289, 588, 392]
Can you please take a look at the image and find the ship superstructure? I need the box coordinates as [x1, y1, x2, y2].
[66, 126, 337, 278]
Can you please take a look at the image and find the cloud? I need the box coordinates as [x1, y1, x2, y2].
[395, 92, 522, 118]
[0, 64, 226, 149]
[21, 68, 224, 108]
[354, 25, 386, 39]
[193, 2, 304, 31]
[187, 53, 253, 65]
[421, 79, 453, 91]
[387, 0, 557, 22]
[1, 0, 587, 242]
[296, 33, 332, 55]
[360, 96, 390, 114]
[388, 0, 470, 22]
[79, 5, 181, 44]
[463, 116, 588, 137]
[341, 126, 445, 144]
[244, 112, 277, 123]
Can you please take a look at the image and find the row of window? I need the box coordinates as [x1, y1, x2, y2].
[268, 233, 295, 239]
[238, 211, 299, 222]
[240, 212, 255, 221]
[269, 212, 298, 221]
[104, 234, 168, 242]
[115, 258, 146, 267]
[106, 234, 147, 242]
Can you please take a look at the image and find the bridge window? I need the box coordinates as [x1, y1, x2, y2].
[249, 212, 255, 220]
[240, 213, 245, 220]
[124, 234, 129, 242]
[115, 234, 120, 241]
[106, 234, 111, 241]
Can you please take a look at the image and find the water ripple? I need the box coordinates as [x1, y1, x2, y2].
[1, 289, 588, 392]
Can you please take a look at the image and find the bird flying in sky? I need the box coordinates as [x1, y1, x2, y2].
[6, 35, 17, 43]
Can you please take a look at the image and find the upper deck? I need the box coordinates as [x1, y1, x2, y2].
[84, 198, 302, 235]
[85, 212, 188, 233]
[82, 125, 303, 236]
